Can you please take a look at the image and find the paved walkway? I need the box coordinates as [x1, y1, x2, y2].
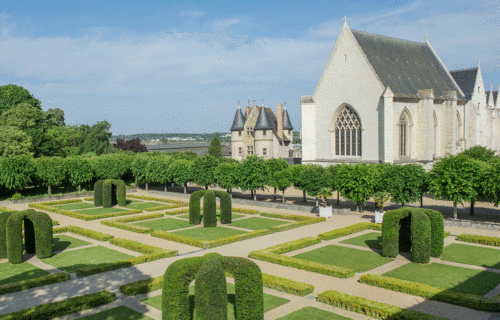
[1, 190, 500, 320]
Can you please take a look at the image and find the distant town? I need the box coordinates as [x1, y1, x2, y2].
[111, 132, 301, 144]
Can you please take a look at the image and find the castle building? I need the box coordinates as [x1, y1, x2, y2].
[300, 19, 500, 166]
[230, 99, 294, 160]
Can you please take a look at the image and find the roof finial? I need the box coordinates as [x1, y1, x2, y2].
[253, 97, 256, 106]
[478, 60, 481, 68]
[261, 97, 264, 107]
[248, 99, 250, 106]
[425, 34, 428, 42]
[343, 16, 347, 25]
[237, 100, 240, 109]
[284, 101, 287, 110]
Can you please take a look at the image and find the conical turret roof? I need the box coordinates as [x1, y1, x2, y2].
[282, 108, 293, 130]
[230, 107, 246, 131]
[254, 107, 274, 130]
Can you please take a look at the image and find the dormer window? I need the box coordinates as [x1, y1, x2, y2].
[238, 131, 242, 136]
[246, 127, 253, 136]
[263, 130, 266, 136]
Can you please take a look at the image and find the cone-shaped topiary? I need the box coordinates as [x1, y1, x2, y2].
[203, 190, 217, 227]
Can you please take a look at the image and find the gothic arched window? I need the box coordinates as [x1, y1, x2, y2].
[334, 106, 361, 156]
[456, 111, 462, 141]
[400, 111, 409, 157]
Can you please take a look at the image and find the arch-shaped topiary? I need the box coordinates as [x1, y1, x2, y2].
[162, 253, 263, 320]
[5, 209, 53, 264]
[189, 190, 232, 227]
[0, 211, 15, 259]
[203, 190, 217, 227]
[94, 179, 126, 208]
[94, 180, 104, 206]
[381, 207, 443, 263]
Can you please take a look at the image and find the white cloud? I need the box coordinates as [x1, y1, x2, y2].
[178, 9, 204, 24]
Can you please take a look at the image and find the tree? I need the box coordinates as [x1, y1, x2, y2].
[0, 155, 34, 192]
[214, 161, 240, 195]
[145, 155, 173, 191]
[40, 125, 81, 157]
[460, 145, 497, 162]
[301, 164, 329, 207]
[288, 164, 307, 202]
[32, 156, 67, 195]
[336, 163, 379, 212]
[271, 169, 293, 203]
[171, 151, 198, 161]
[94, 153, 134, 180]
[326, 164, 340, 205]
[65, 156, 94, 192]
[265, 158, 289, 200]
[44, 108, 65, 127]
[0, 125, 33, 157]
[113, 138, 147, 153]
[79, 120, 113, 155]
[0, 84, 42, 116]
[207, 134, 222, 158]
[483, 158, 500, 207]
[131, 153, 152, 187]
[428, 154, 484, 219]
[239, 155, 270, 200]
[169, 160, 193, 193]
[191, 156, 219, 189]
[379, 164, 426, 206]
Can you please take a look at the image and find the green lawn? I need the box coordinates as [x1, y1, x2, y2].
[293, 245, 393, 272]
[133, 217, 192, 231]
[75, 207, 129, 216]
[52, 202, 95, 210]
[123, 202, 165, 210]
[176, 213, 246, 221]
[77, 306, 153, 320]
[53, 235, 92, 251]
[0, 262, 49, 286]
[141, 282, 289, 319]
[442, 243, 500, 269]
[277, 306, 352, 320]
[229, 217, 288, 230]
[382, 263, 500, 296]
[340, 232, 382, 250]
[173, 226, 248, 241]
[42, 246, 133, 273]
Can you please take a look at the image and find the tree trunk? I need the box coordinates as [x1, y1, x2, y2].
[48, 185, 51, 195]
[78, 184, 81, 192]
[146, 183, 149, 191]
[453, 202, 458, 219]
[470, 201, 475, 216]
[302, 190, 306, 203]
[402, 202, 405, 206]
[205, 185, 208, 190]
[273, 187, 277, 201]
[420, 194, 424, 208]
[165, 183, 167, 192]
[183, 184, 187, 194]
[253, 190, 257, 201]
[135, 177, 138, 184]
[250, 190, 254, 199]
[283, 190, 286, 203]
[226, 189, 230, 193]
[337, 191, 339, 206]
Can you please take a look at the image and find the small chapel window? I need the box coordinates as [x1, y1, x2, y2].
[334, 106, 361, 156]
[400, 111, 409, 157]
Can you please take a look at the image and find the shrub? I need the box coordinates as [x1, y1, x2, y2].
[195, 254, 228, 320]
[203, 190, 217, 227]
[94, 180, 104, 206]
[10, 193, 23, 201]
[53, 226, 114, 241]
[44, 199, 82, 205]
[232, 208, 260, 215]
[261, 273, 314, 296]
[120, 275, 163, 296]
[457, 234, 500, 247]
[189, 190, 204, 225]
[214, 190, 231, 224]
[318, 222, 381, 240]
[109, 237, 177, 256]
[30, 202, 142, 221]
[0, 272, 70, 296]
[422, 209, 444, 257]
[410, 210, 431, 263]
[100, 213, 164, 234]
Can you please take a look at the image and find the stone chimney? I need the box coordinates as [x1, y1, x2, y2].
[277, 104, 283, 139]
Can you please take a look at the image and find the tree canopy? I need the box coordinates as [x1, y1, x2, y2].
[113, 138, 147, 153]
[191, 155, 219, 188]
[207, 134, 222, 158]
[239, 155, 270, 199]
[0, 85, 42, 116]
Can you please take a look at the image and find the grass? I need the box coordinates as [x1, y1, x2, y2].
[41, 246, 134, 273]
[76, 306, 153, 320]
[53, 235, 92, 251]
[276, 306, 352, 320]
[176, 213, 246, 221]
[173, 226, 248, 241]
[340, 232, 382, 250]
[382, 262, 500, 296]
[229, 217, 288, 230]
[51, 202, 95, 210]
[141, 282, 290, 319]
[0, 262, 49, 286]
[75, 207, 130, 216]
[123, 202, 165, 210]
[293, 245, 393, 273]
[441, 243, 500, 269]
[133, 217, 192, 231]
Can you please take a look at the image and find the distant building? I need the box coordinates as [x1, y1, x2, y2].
[230, 99, 294, 160]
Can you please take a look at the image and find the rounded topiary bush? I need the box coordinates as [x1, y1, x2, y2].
[195, 254, 228, 320]
[203, 190, 217, 228]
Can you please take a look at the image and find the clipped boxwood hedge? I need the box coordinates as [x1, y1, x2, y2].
[213, 190, 232, 224]
[0, 290, 116, 320]
[195, 254, 228, 319]
[120, 275, 164, 296]
[189, 190, 204, 225]
[53, 226, 114, 241]
[0, 272, 71, 296]
[457, 234, 500, 247]
[109, 237, 177, 256]
[100, 213, 164, 234]
[318, 222, 381, 240]
[261, 273, 314, 296]
[127, 194, 187, 205]
[359, 273, 500, 312]
[203, 190, 217, 227]
[318, 289, 446, 320]
[44, 199, 83, 206]
[94, 180, 104, 206]
[29, 202, 142, 221]
[101, 179, 126, 208]
[232, 208, 260, 215]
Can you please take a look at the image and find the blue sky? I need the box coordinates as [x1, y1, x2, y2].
[1, 0, 499, 135]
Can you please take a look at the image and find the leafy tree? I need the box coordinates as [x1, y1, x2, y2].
[32, 156, 66, 195]
[0, 84, 42, 116]
[265, 158, 289, 200]
[483, 158, 500, 207]
[191, 156, 219, 189]
[79, 121, 113, 155]
[271, 169, 293, 203]
[207, 134, 222, 158]
[94, 153, 133, 180]
[326, 164, 340, 205]
[239, 155, 270, 200]
[40, 125, 81, 157]
[169, 160, 193, 193]
[44, 108, 65, 127]
[171, 151, 198, 161]
[467, 158, 488, 216]
[428, 154, 484, 219]
[336, 163, 379, 212]
[460, 145, 497, 162]
[113, 138, 147, 153]
[65, 156, 94, 191]
[301, 164, 329, 207]
[0, 155, 34, 192]
[214, 161, 240, 194]
[145, 155, 173, 191]
[288, 164, 307, 202]
[131, 153, 152, 186]
[0, 125, 33, 157]
[379, 164, 426, 206]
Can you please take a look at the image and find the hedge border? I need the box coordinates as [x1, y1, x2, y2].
[0, 290, 116, 320]
[318, 289, 447, 320]
[100, 213, 165, 233]
[0, 272, 71, 296]
[457, 234, 500, 247]
[318, 222, 381, 240]
[248, 237, 355, 278]
[359, 273, 500, 312]
[109, 237, 177, 256]
[53, 225, 114, 241]
[127, 194, 188, 206]
[43, 199, 83, 206]
[29, 202, 142, 221]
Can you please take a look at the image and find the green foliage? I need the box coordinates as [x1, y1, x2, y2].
[79, 120, 114, 155]
[0, 155, 34, 191]
[53, 225, 114, 241]
[423, 209, 445, 257]
[271, 169, 293, 192]
[5, 210, 52, 264]
[0, 290, 116, 320]
[0, 272, 70, 296]
[0, 125, 33, 157]
[171, 150, 198, 161]
[189, 191, 204, 225]
[288, 164, 306, 192]
[207, 133, 222, 158]
[0, 84, 42, 116]
[32, 156, 66, 194]
[482, 158, 500, 206]
[379, 164, 426, 205]
[265, 158, 289, 179]
[195, 254, 228, 320]
[30, 202, 142, 221]
[410, 209, 431, 263]
[65, 156, 94, 190]
[336, 163, 380, 208]
[94, 180, 104, 206]
[109, 238, 177, 255]
[120, 275, 163, 296]
[101, 179, 126, 208]
[460, 145, 497, 162]
[214, 161, 240, 191]
[145, 154, 172, 185]
[457, 234, 500, 247]
[169, 160, 193, 192]
[94, 153, 133, 180]
[191, 155, 219, 188]
[301, 164, 328, 198]
[0, 211, 14, 258]
[44, 108, 65, 127]
[239, 155, 270, 193]
[10, 193, 23, 201]
[261, 273, 314, 296]
[203, 190, 217, 227]
[40, 124, 81, 158]
[317, 222, 381, 240]
[214, 190, 232, 224]
[100, 213, 164, 233]
[131, 152, 152, 184]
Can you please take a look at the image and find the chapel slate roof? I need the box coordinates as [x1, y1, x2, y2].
[254, 107, 275, 130]
[350, 29, 466, 101]
[449, 68, 478, 101]
[282, 108, 293, 130]
[230, 108, 246, 131]
[486, 91, 498, 106]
